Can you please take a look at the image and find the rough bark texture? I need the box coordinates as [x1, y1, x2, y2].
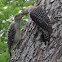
[9, 0, 62, 62]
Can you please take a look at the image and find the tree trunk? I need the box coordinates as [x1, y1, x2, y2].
[9, 0, 62, 62]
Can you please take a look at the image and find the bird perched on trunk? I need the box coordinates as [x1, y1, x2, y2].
[7, 13, 24, 57]
[7, 5, 33, 57]
[22, 5, 52, 45]
[30, 6, 52, 45]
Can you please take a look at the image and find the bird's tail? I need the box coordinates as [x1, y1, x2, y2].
[8, 47, 12, 57]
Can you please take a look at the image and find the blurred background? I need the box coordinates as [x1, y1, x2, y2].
[0, 0, 35, 62]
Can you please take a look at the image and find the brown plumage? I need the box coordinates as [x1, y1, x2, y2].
[7, 13, 24, 57]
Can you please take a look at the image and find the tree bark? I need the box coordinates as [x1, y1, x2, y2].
[9, 0, 62, 62]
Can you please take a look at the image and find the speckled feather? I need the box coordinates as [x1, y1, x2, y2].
[30, 6, 52, 33]
[7, 21, 16, 57]
[30, 6, 52, 45]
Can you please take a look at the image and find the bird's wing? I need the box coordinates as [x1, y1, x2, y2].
[30, 6, 50, 31]
[7, 22, 16, 50]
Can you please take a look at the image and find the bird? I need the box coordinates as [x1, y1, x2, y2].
[22, 5, 52, 45]
[7, 13, 24, 57]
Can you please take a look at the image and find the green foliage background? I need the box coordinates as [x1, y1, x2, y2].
[0, 0, 35, 62]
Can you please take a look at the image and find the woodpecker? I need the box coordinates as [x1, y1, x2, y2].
[22, 5, 52, 45]
[22, 5, 34, 15]
[30, 6, 52, 45]
[7, 13, 24, 57]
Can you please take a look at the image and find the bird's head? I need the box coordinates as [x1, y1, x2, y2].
[29, 5, 34, 7]
[22, 5, 34, 15]
[14, 13, 24, 21]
